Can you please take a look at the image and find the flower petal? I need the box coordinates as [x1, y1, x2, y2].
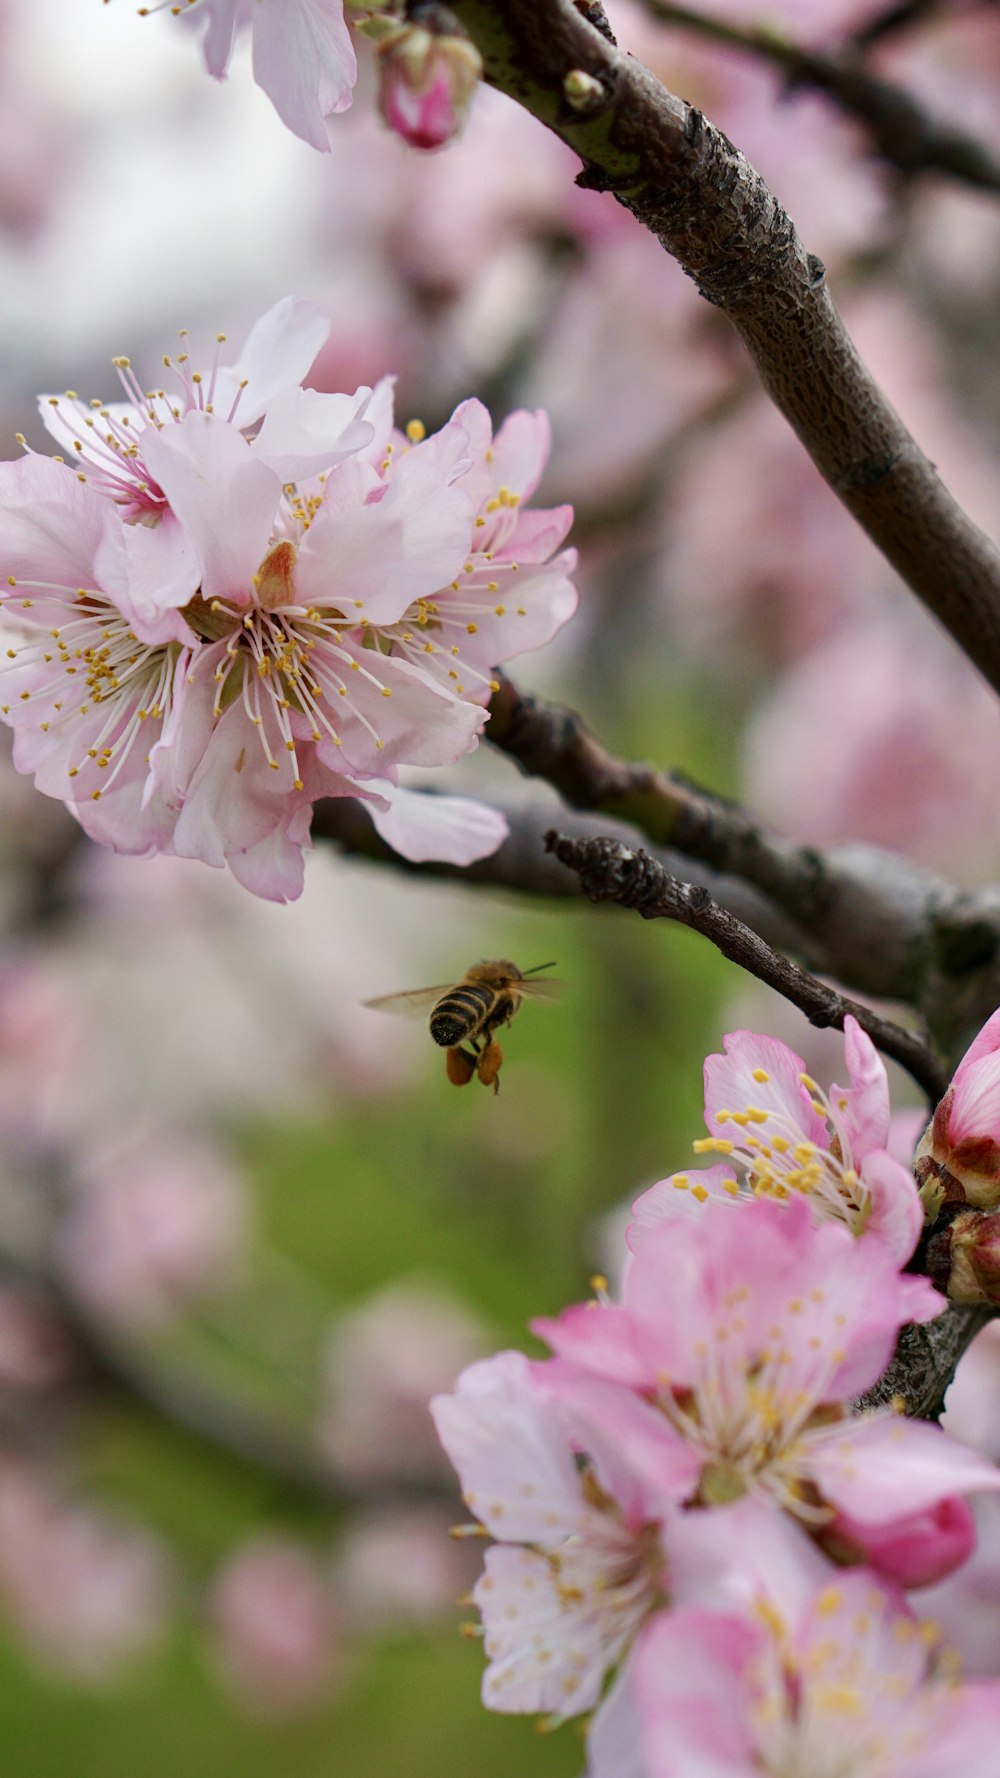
[368, 785, 507, 865]
[251, 0, 357, 152]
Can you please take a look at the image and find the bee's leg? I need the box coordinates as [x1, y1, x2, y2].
[477, 1039, 503, 1093]
[446, 1046, 477, 1087]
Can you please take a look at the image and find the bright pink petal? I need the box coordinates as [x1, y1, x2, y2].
[829, 1495, 977, 1587]
[628, 1166, 743, 1253]
[532, 1301, 656, 1390]
[531, 1360, 701, 1519]
[828, 1013, 890, 1159]
[703, 1029, 827, 1147]
[251, 0, 357, 152]
[953, 1006, 1000, 1086]
[368, 786, 507, 865]
[634, 1609, 762, 1778]
[950, 1051, 1000, 1147]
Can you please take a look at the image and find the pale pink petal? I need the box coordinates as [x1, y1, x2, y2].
[490, 409, 553, 503]
[251, 0, 357, 152]
[430, 1350, 593, 1544]
[475, 1545, 610, 1715]
[250, 386, 374, 481]
[93, 512, 200, 646]
[171, 701, 304, 871]
[905, 1685, 1000, 1778]
[812, 1413, 1000, 1527]
[295, 446, 474, 624]
[828, 1013, 890, 1159]
[213, 296, 331, 427]
[368, 786, 507, 865]
[200, 0, 241, 77]
[703, 1029, 827, 1147]
[313, 648, 485, 777]
[586, 1667, 648, 1778]
[0, 453, 114, 589]
[139, 412, 280, 603]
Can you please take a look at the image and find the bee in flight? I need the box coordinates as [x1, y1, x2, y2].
[364, 960, 560, 1093]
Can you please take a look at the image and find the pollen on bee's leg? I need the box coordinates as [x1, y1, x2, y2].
[477, 1040, 503, 1093]
[446, 1047, 476, 1087]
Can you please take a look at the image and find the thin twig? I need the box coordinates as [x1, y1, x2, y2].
[642, 0, 1000, 192]
[544, 829, 950, 1102]
[450, 0, 1000, 696]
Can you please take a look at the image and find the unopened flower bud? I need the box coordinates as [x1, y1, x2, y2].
[915, 1007, 1000, 1212]
[377, 24, 482, 151]
[931, 1208, 1000, 1305]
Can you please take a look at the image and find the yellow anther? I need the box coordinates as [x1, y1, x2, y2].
[405, 418, 426, 442]
[692, 1185, 709, 1203]
[693, 1138, 734, 1154]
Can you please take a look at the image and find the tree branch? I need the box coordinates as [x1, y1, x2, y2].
[856, 1303, 990, 1419]
[450, 0, 1000, 694]
[544, 829, 950, 1102]
[640, 1, 1000, 192]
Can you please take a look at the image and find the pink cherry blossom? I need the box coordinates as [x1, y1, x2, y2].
[536, 1196, 1000, 1583]
[207, 1537, 341, 1713]
[321, 1281, 490, 1486]
[633, 1571, 1000, 1778]
[630, 1020, 923, 1261]
[916, 1007, 1000, 1212]
[0, 1460, 168, 1679]
[57, 1137, 248, 1329]
[0, 302, 566, 897]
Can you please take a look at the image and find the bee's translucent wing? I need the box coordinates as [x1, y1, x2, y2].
[518, 978, 566, 1003]
[362, 984, 453, 1018]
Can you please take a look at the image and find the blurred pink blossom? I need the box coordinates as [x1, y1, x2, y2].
[334, 1505, 476, 1630]
[0, 1461, 167, 1678]
[321, 1281, 490, 1485]
[58, 1137, 248, 1329]
[746, 619, 1000, 876]
[207, 1536, 341, 1714]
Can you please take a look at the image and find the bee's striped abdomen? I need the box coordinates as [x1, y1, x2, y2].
[429, 984, 497, 1048]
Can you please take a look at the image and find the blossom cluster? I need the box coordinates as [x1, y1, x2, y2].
[433, 1016, 1000, 1775]
[0, 298, 577, 900]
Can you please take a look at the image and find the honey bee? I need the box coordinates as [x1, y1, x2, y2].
[363, 960, 559, 1093]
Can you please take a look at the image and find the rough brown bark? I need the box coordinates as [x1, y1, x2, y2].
[450, 0, 1000, 694]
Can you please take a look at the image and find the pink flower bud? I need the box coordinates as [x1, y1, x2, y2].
[377, 24, 482, 151]
[929, 1209, 1000, 1305]
[823, 1496, 977, 1588]
[207, 1539, 341, 1716]
[916, 1008, 1000, 1211]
